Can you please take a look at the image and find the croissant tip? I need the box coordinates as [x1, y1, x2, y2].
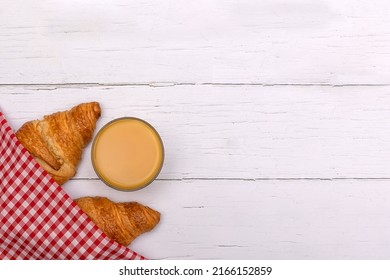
[146, 205, 161, 225]
[91, 102, 101, 118]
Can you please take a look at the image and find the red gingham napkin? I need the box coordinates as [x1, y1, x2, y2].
[0, 111, 145, 260]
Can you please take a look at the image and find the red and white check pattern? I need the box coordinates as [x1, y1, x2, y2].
[0, 111, 145, 259]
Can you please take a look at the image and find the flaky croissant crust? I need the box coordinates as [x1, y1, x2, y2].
[16, 102, 101, 185]
[75, 196, 160, 246]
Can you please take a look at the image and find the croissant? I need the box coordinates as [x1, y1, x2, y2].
[75, 196, 160, 246]
[16, 102, 101, 185]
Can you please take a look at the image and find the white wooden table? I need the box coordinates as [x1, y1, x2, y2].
[2, 0, 390, 259]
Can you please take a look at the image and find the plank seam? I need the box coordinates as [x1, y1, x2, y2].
[70, 177, 390, 181]
[2, 82, 390, 89]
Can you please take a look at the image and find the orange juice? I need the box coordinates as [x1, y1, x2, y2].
[92, 118, 164, 191]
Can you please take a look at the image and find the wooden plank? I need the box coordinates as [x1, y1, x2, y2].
[2, 85, 390, 179]
[64, 178, 390, 259]
[1, 0, 390, 84]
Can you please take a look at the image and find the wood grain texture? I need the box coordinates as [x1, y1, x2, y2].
[64, 179, 390, 259]
[1, 0, 390, 84]
[2, 0, 390, 260]
[2, 85, 390, 179]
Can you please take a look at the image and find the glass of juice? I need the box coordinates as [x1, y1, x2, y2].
[91, 117, 164, 191]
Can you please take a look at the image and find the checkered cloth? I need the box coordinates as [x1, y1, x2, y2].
[0, 111, 145, 259]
